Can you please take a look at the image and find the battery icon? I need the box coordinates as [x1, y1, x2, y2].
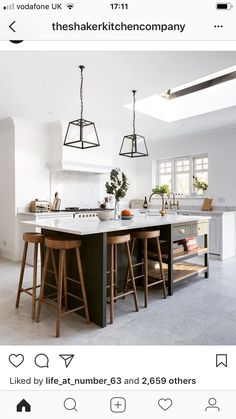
[216, 3, 233, 9]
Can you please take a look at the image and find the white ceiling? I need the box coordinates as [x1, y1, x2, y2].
[1, 51, 236, 142]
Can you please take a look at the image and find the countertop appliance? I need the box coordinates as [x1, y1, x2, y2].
[29, 199, 51, 213]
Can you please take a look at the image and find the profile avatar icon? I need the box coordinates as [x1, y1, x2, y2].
[205, 398, 220, 412]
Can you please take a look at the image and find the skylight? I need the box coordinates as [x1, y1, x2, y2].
[125, 65, 236, 122]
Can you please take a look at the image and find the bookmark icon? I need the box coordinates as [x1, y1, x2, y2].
[59, 354, 74, 368]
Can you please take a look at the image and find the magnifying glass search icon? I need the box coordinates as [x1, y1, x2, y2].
[64, 398, 78, 411]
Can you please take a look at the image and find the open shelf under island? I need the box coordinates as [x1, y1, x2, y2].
[22, 214, 210, 328]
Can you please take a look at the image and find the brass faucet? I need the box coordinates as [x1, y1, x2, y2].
[148, 192, 166, 216]
[168, 192, 180, 210]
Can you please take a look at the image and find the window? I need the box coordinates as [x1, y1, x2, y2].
[157, 155, 208, 196]
[193, 156, 208, 196]
[158, 160, 172, 192]
[175, 158, 190, 196]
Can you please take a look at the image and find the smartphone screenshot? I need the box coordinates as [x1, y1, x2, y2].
[0, 0, 235, 417]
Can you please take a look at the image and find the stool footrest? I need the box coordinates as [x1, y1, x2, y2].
[65, 276, 81, 285]
[131, 262, 144, 268]
[21, 290, 33, 297]
[21, 284, 41, 294]
[40, 297, 57, 307]
[66, 292, 83, 301]
[47, 269, 56, 275]
[61, 305, 86, 316]
[44, 282, 58, 290]
[147, 279, 164, 287]
[133, 274, 144, 280]
[112, 290, 136, 300]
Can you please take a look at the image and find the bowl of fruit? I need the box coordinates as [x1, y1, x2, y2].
[120, 209, 133, 220]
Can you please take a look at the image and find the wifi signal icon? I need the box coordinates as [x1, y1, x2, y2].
[66, 3, 74, 9]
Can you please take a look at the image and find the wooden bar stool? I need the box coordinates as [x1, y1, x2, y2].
[36, 237, 90, 338]
[127, 230, 167, 308]
[107, 234, 139, 324]
[16, 232, 44, 320]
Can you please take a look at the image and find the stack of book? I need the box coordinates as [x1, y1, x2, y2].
[173, 242, 185, 255]
[184, 237, 199, 252]
[161, 241, 185, 257]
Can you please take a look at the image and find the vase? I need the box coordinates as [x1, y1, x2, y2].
[114, 200, 119, 220]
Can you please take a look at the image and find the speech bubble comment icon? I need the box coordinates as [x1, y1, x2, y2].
[34, 353, 49, 368]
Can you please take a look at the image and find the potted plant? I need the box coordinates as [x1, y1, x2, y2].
[105, 168, 129, 219]
[152, 184, 170, 195]
[193, 176, 208, 195]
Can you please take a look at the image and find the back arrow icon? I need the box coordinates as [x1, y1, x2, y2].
[9, 21, 16, 32]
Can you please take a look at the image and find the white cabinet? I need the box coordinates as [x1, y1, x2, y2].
[221, 212, 236, 260]
[177, 211, 236, 260]
[209, 215, 221, 256]
[205, 212, 236, 260]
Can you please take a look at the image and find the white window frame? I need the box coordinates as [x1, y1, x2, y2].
[156, 154, 208, 197]
[157, 159, 173, 191]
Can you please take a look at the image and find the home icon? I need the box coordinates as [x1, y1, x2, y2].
[16, 399, 31, 412]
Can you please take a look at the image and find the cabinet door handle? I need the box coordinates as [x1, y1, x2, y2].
[179, 229, 185, 234]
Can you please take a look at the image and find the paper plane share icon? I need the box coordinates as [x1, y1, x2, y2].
[59, 354, 74, 368]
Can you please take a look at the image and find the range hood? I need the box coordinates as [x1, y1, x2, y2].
[48, 160, 113, 174]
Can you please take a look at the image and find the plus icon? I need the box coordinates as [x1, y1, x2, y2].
[110, 397, 126, 413]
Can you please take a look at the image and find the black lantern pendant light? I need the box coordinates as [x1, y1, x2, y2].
[119, 89, 148, 158]
[64, 65, 100, 149]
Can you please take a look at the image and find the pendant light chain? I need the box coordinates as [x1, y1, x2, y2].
[132, 89, 136, 136]
[119, 88, 148, 158]
[79, 65, 84, 121]
[64, 64, 100, 150]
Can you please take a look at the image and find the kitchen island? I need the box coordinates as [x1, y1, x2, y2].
[22, 214, 210, 328]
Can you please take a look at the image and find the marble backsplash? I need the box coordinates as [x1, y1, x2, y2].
[50, 171, 107, 209]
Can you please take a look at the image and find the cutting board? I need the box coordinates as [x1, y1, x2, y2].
[201, 198, 213, 211]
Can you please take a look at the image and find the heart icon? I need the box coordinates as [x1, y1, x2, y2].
[9, 354, 24, 368]
[158, 398, 173, 411]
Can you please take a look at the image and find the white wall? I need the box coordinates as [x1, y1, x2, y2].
[15, 119, 51, 208]
[14, 119, 51, 259]
[61, 121, 114, 167]
[0, 118, 51, 261]
[135, 125, 236, 208]
[49, 121, 137, 210]
[0, 118, 16, 259]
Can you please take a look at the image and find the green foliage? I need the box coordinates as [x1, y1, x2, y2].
[152, 184, 170, 195]
[193, 176, 208, 191]
[105, 168, 129, 202]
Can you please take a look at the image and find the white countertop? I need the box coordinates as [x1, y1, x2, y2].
[18, 211, 73, 217]
[177, 209, 236, 215]
[146, 208, 236, 215]
[22, 214, 210, 236]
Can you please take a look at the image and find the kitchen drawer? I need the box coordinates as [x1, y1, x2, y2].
[192, 221, 208, 236]
[173, 223, 191, 239]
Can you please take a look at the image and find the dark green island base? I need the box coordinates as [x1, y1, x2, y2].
[42, 219, 209, 328]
